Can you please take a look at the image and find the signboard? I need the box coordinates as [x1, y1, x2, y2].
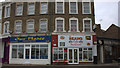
[10, 36, 51, 43]
[58, 35, 93, 47]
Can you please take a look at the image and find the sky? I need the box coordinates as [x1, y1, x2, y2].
[0, 0, 120, 30]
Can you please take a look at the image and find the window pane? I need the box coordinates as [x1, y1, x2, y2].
[6, 6, 10, 17]
[40, 47, 48, 59]
[18, 45, 24, 59]
[83, 2, 90, 13]
[28, 3, 35, 14]
[27, 20, 34, 33]
[57, 2, 63, 13]
[83, 51, 88, 61]
[4, 23, 9, 33]
[57, 20, 63, 32]
[15, 21, 22, 33]
[70, 2, 76, 13]
[16, 4, 22, 15]
[71, 20, 77, 32]
[40, 20, 47, 32]
[40, 2, 47, 14]
[12, 45, 17, 58]
[84, 20, 91, 32]
[88, 51, 92, 61]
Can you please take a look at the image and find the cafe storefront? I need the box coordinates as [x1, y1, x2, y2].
[9, 36, 51, 65]
[52, 34, 97, 64]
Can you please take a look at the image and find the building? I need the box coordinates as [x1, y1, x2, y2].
[96, 24, 120, 63]
[0, 0, 97, 65]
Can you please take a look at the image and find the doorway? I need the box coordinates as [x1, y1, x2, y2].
[68, 48, 79, 64]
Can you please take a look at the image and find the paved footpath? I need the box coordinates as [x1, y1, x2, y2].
[1, 63, 120, 68]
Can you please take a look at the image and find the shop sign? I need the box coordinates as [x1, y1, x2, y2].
[58, 35, 93, 47]
[10, 36, 51, 43]
[69, 36, 83, 46]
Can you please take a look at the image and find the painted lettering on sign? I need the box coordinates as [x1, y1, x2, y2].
[10, 36, 51, 42]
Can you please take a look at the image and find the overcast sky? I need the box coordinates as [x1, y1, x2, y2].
[0, 0, 120, 30]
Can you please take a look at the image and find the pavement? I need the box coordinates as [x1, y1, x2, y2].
[1, 63, 120, 68]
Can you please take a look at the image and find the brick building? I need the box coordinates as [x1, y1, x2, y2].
[0, 0, 97, 65]
[96, 24, 120, 63]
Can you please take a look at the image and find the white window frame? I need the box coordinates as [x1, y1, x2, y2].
[82, 18, 93, 32]
[0, 7, 2, 19]
[4, 4, 10, 18]
[68, 17, 80, 32]
[14, 20, 22, 33]
[16, 3, 23, 16]
[82, 0, 91, 14]
[54, 17, 66, 32]
[39, 19, 48, 33]
[3, 21, 9, 34]
[69, 0, 78, 14]
[27, 2, 35, 15]
[26, 19, 34, 33]
[40, 2, 48, 14]
[55, 0, 64, 14]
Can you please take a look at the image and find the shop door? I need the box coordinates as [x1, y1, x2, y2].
[25, 48, 30, 59]
[25, 45, 31, 59]
[68, 48, 79, 64]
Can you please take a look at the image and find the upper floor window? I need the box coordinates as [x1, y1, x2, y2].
[83, 18, 92, 32]
[0, 8, 2, 19]
[69, 0, 78, 14]
[28, 3, 35, 15]
[40, 2, 48, 14]
[4, 21, 9, 34]
[39, 19, 47, 32]
[16, 4, 23, 16]
[55, 0, 64, 14]
[27, 20, 34, 33]
[82, 2, 91, 14]
[69, 18, 79, 32]
[15, 20, 22, 33]
[54, 17, 65, 32]
[5, 6, 10, 18]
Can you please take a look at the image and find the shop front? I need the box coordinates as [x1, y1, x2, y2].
[9, 36, 51, 65]
[52, 34, 97, 64]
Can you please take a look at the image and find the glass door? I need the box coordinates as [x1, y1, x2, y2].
[25, 48, 30, 59]
[68, 48, 79, 64]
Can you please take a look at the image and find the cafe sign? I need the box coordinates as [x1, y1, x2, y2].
[58, 35, 93, 47]
[69, 36, 83, 46]
[10, 36, 51, 43]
